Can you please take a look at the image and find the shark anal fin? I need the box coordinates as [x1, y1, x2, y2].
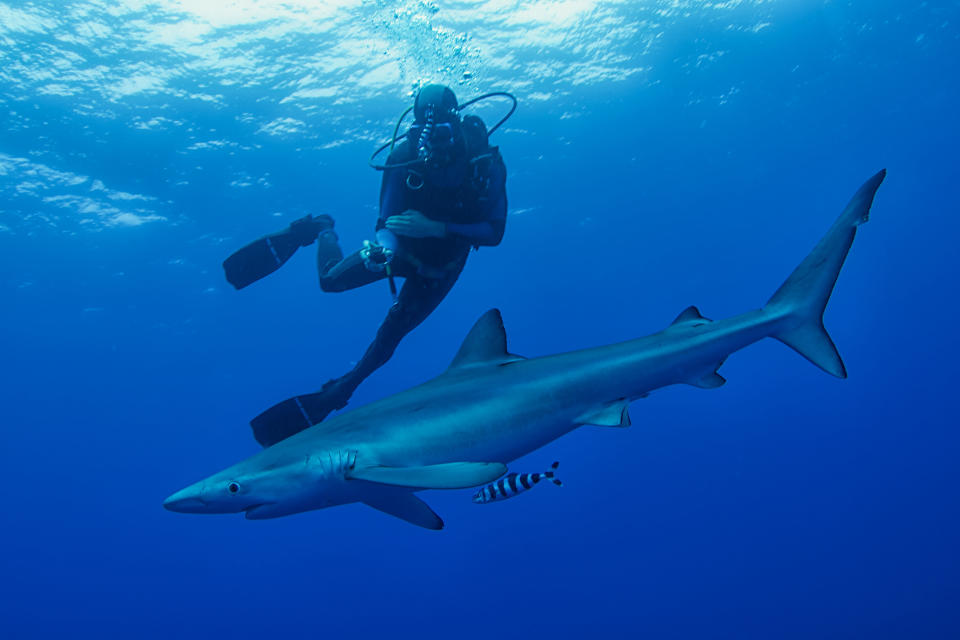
[448, 309, 525, 370]
[577, 400, 631, 427]
[362, 492, 444, 530]
[348, 461, 507, 489]
[689, 371, 726, 389]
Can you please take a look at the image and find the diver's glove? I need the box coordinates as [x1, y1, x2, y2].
[288, 213, 334, 247]
[360, 240, 394, 273]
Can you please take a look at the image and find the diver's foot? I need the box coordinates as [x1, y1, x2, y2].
[317, 377, 353, 411]
[285, 380, 352, 426]
[249, 378, 354, 447]
[313, 214, 334, 232]
[289, 213, 335, 247]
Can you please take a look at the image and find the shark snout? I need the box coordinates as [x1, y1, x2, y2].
[163, 479, 267, 515]
[163, 486, 208, 513]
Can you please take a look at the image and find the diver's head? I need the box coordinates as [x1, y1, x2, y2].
[369, 87, 515, 171]
[412, 84, 464, 169]
[414, 84, 459, 123]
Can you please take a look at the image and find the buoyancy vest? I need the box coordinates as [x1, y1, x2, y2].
[381, 116, 506, 269]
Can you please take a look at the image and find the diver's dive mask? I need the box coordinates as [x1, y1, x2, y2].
[412, 105, 462, 169]
[369, 88, 517, 172]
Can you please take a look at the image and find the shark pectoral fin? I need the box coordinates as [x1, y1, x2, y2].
[577, 400, 632, 427]
[362, 492, 444, 530]
[348, 461, 507, 489]
[689, 372, 726, 389]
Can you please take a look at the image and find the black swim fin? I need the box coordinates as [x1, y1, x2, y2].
[222, 214, 331, 289]
[250, 381, 351, 447]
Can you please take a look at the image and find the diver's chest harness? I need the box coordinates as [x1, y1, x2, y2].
[393, 107, 501, 219]
[402, 157, 502, 227]
[368, 90, 515, 223]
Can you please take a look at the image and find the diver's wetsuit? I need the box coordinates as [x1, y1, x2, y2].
[309, 135, 507, 416]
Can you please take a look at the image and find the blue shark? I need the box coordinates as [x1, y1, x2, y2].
[164, 170, 886, 529]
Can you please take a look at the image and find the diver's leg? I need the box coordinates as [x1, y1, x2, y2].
[249, 258, 466, 441]
[248, 248, 396, 446]
[319, 257, 467, 406]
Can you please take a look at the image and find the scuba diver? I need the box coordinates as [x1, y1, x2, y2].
[222, 84, 515, 447]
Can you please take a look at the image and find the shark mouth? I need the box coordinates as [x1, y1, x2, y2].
[243, 503, 274, 519]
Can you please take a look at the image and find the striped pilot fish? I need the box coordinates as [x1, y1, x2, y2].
[472, 462, 562, 504]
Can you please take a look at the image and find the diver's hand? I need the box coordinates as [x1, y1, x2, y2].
[360, 240, 393, 272]
[385, 210, 446, 238]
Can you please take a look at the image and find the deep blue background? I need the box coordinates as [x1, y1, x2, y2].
[2, 1, 958, 638]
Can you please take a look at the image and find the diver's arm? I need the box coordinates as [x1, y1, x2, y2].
[380, 171, 445, 239]
[445, 208, 505, 246]
[379, 146, 508, 244]
[444, 168, 507, 246]
[385, 210, 502, 243]
[385, 211, 445, 238]
[377, 154, 445, 240]
[377, 164, 406, 232]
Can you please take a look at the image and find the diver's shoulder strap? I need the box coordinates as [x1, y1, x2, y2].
[386, 138, 417, 165]
[487, 145, 504, 170]
[462, 113, 489, 157]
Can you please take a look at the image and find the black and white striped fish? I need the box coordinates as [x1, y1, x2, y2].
[472, 462, 562, 504]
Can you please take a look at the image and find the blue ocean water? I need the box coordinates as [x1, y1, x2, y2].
[2, 1, 958, 637]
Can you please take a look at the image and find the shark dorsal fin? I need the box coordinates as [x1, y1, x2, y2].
[671, 305, 711, 326]
[449, 309, 524, 369]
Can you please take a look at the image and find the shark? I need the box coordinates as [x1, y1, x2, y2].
[164, 170, 886, 530]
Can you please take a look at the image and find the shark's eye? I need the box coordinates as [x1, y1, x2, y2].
[227, 482, 240, 494]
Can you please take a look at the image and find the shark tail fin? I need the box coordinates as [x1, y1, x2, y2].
[764, 170, 886, 378]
